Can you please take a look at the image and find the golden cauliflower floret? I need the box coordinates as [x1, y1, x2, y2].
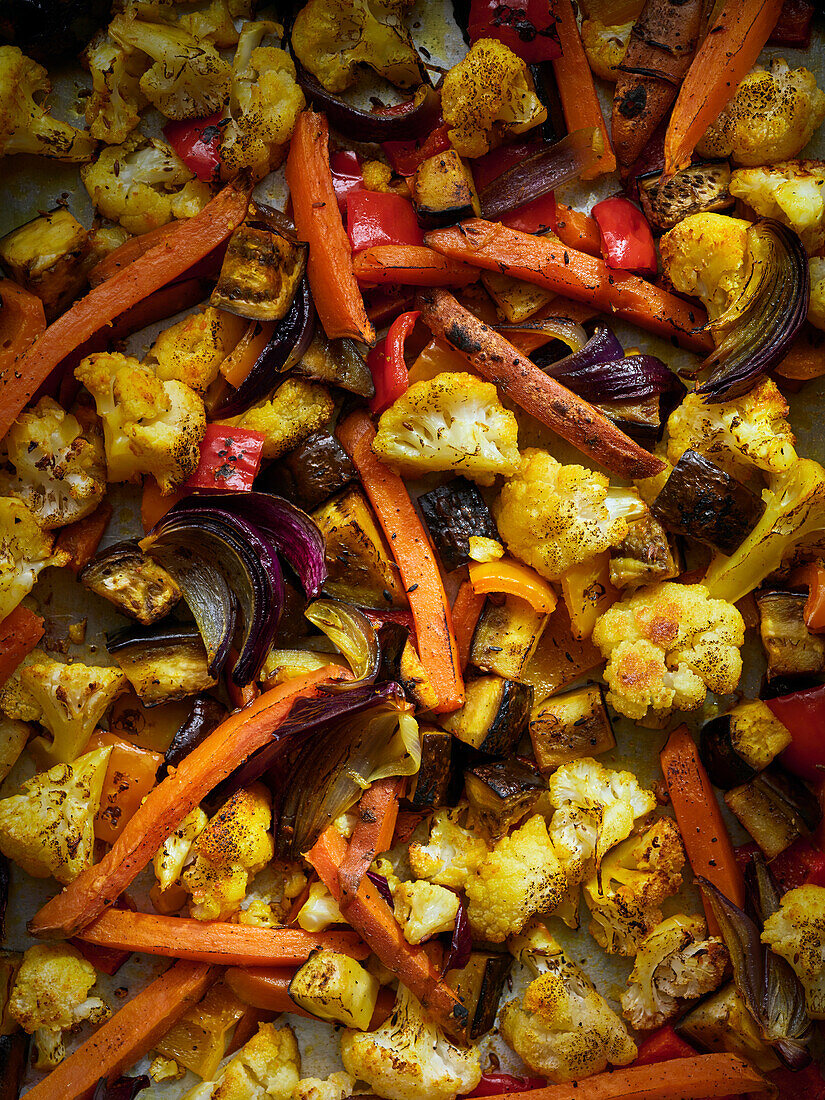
[238, 861, 309, 928]
[0, 746, 111, 884]
[9, 944, 109, 1068]
[0, 497, 67, 621]
[809, 256, 825, 331]
[441, 38, 547, 158]
[222, 378, 334, 460]
[297, 881, 346, 932]
[665, 378, 797, 478]
[494, 449, 644, 582]
[408, 807, 489, 890]
[182, 783, 274, 921]
[146, 307, 237, 394]
[660, 212, 749, 321]
[593, 583, 745, 721]
[153, 806, 208, 893]
[762, 884, 825, 1019]
[581, 19, 631, 82]
[372, 372, 519, 486]
[465, 814, 566, 943]
[75, 351, 206, 492]
[697, 59, 825, 166]
[293, 1073, 356, 1100]
[729, 160, 825, 254]
[393, 880, 460, 944]
[198, 1021, 301, 1100]
[83, 33, 147, 145]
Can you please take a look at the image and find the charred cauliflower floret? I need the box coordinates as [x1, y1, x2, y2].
[581, 19, 631, 82]
[593, 582, 745, 721]
[697, 60, 825, 166]
[82, 33, 147, 144]
[0, 398, 107, 529]
[660, 212, 750, 321]
[292, 0, 420, 94]
[178, 0, 241, 48]
[762, 884, 825, 1019]
[145, 306, 239, 394]
[730, 160, 825, 254]
[465, 814, 566, 943]
[0, 45, 96, 161]
[81, 134, 211, 235]
[494, 449, 645, 583]
[294, 1073, 356, 1100]
[441, 39, 547, 158]
[194, 1021, 301, 1100]
[153, 806, 208, 893]
[9, 944, 109, 1068]
[297, 881, 346, 932]
[75, 351, 206, 492]
[583, 819, 686, 955]
[221, 378, 334, 460]
[393, 880, 460, 944]
[0, 497, 68, 621]
[808, 256, 825, 331]
[408, 807, 489, 890]
[0, 746, 111, 884]
[372, 373, 520, 486]
[239, 861, 309, 928]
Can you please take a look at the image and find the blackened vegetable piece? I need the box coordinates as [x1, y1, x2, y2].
[650, 449, 765, 555]
[609, 513, 680, 591]
[700, 701, 793, 790]
[291, 334, 375, 398]
[756, 589, 825, 681]
[273, 429, 357, 512]
[80, 540, 181, 625]
[160, 693, 227, 779]
[0, 0, 111, 60]
[446, 952, 512, 1039]
[529, 683, 616, 775]
[638, 161, 733, 232]
[107, 624, 217, 707]
[419, 477, 500, 573]
[411, 150, 481, 228]
[470, 596, 547, 681]
[464, 758, 545, 838]
[408, 726, 452, 809]
[530, 63, 567, 145]
[725, 766, 823, 859]
[92, 1076, 150, 1100]
[440, 675, 533, 754]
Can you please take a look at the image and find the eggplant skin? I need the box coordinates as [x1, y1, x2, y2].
[0, 0, 112, 60]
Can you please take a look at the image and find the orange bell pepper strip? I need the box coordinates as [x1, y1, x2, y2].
[219, 319, 276, 386]
[551, 202, 602, 258]
[451, 579, 486, 672]
[225, 966, 396, 1028]
[286, 109, 375, 345]
[23, 959, 214, 1100]
[353, 245, 481, 287]
[141, 481, 186, 533]
[337, 409, 464, 713]
[0, 605, 45, 688]
[55, 501, 113, 575]
[789, 563, 825, 631]
[660, 725, 745, 934]
[663, 0, 786, 177]
[84, 730, 163, 845]
[0, 180, 250, 443]
[339, 776, 404, 901]
[30, 665, 350, 939]
[469, 559, 558, 615]
[0, 278, 46, 380]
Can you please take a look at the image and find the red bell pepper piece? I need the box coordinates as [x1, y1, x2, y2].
[164, 113, 223, 182]
[471, 137, 541, 192]
[468, 0, 561, 62]
[383, 120, 452, 177]
[591, 196, 658, 275]
[368, 309, 420, 415]
[185, 425, 265, 493]
[467, 1073, 548, 1096]
[634, 1026, 698, 1066]
[737, 838, 825, 891]
[767, 1061, 825, 1100]
[769, 0, 815, 47]
[330, 149, 365, 214]
[346, 191, 424, 254]
[766, 683, 825, 783]
[502, 192, 557, 233]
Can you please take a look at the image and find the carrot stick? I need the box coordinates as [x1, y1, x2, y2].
[551, 202, 602, 257]
[307, 825, 469, 1040]
[0, 605, 45, 688]
[0, 279, 46, 382]
[663, 0, 786, 177]
[469, 559, 558, 615]
[286, 110, 374, 345]
[339, 776, 404, 901]
[551, 0, 616, 178]
[424, 219, 712, 352]
[353, 245, 481, 287]
[29, 666, 350, 939]
[451, 579, 486, 672]
[225, 966, 396, 1027]
[0, 181, 250, 442]
[417, 288, 666, 481]
[75, 909, 369, 965]
[660, 725, 745, 933]
[141, 481, 186, 533]
[337, 410, 464, 714]
[789, 563, 825, 632]
[87, 222, 181, 286]
[23, 960, 213, 1100]
[56, 501, 113, 575]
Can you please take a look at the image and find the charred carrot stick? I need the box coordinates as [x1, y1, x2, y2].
[337, 409, 464, 713]
[425, 220, 712, 352]
[339, 776, 404, 901]
[225, 966, 396, 1027]
[353, 245, 481, 287]
[56, 501, 113, 575]
[87, 222, 181, 286]
[660, 725, 745, 933]
[29, 666, 350, 939]
[0, 278, 45, 380]
[23, 960, 214, 1100]
[0, 605, 45, 688]
[286, 110, 374, 345]
[417, 289, 666, 481]
[451, 580, 486, 672]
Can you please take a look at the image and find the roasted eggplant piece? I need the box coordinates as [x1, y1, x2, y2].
[288, 950, 379, 1031]
[210, 225, 307, 322]
[677, 983, 781, 1072]
[700, 700, 793, 790]
[447, 951, 512, 1039]
[521, 603, 604, 702]
[465, 758, 545, 838]
[529, 683, 616, 775]
[107, 624, 217, 707]
[0, 209, 90, 320]
[80, 540, 182, 625]
[418, 478, 500, 573]
[270, 429, 357, 513]
[609, 513, 681, 590]
[597, 395, 664, 445]
[638, 162, 733, 232]
[481, 271, 554, 324]
[291, 333, 375, 398]
[724, 766, 822, 859]
[756, 589, 825, 680]
[441, 675, 533, 754]
[408, 726, 452, 809]
[411, 149, 481, 228]
[160, 694, 227, 778]
[470, 595, 548, 680]
[650, 449, 765, 556]
[530, 62, 567, 145]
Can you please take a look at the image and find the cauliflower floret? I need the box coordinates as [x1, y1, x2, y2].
[762, 884, 825, 1019]
[697, 60, 825, 167]
[145, 307, 239, 394]
[238, 861, 308, 928]
[0, 398, 107, 529]
[545, 757, 657, 885]
[154, 806, 208, 893]
[0, 498, 68, 621]
[341, 984, 481, 1100]
[292, 0, 421, 94]
[583, 819, 686, 955]
[82, 33, 147, 144]
[729, 160, 825, 254]
[9, 944, 109, 1068]
[660, 212, 750, 321]
[81, 134, 211, 235]
[221, 379, 334, 460]
[408, 807, 489, 890]
[665, 379, 797, 479]
[393, 880, 460, 944]
[178, 0, 241, 48]
[465, 814, 566, 943]
[182, 783, 275, 921]
[0, 747, 111, 884]
[593, 583, 745, 721]
[494, 449, 645, 583]
[297, 881, 347, 932]
[500, 929, 636, 1082]
[75, 351, 206, 492]
[809, 256, 825, 331]
[0, 45, 95, 161]
[441, 39, 547, 158]
[190, 1022, 301, 1100]
[581, 19, 631, 82]
[293, 1073, 356, 1100]
[372, 373, 520, 486]
[621, 914, 729, 1030]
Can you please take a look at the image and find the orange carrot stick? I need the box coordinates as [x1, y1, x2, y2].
[353, 245, 481, 287]
[660, 725, 745, 933]
[87, 222, 181, 286]
[551, 202, 602, 257]
[286, 110, 375, 345]
[425, 219, 712, 352]
[0, 181, 250, 442]
[469, 559, 558, 615]
[23, 960, 214, 1100]
[337, 409, 464, 713]
[55, 501, 113, 575]
[29, 666, 350, 939]
[663, 0, 786, 177]
[789, 562, 825, 632]
[0, 605, 45, 688]
[0, 278, 45, 381]
[225, 966, 396, 1027]
[339, 776, 404, 900]
[451, 579, 486, 672]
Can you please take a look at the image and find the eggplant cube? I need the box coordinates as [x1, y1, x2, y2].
[411, 149, 481, 228]
[464, 758, 545, 838]
[408, 726, 452, 809]
[278, 429, 356, 511]
[471, 595, 549, 681]
[210, 224, 307, 322]
[638, 162, 733, 233]
[609, 513, 680, 591]
[699, 700, 792, 790]
[446, 951, 512, 1038]
[756, 589, 825, 680]
[107, 624, 217, 707]
[0, 208, 90, 320]
[725, 766, 822, 859]
[529, 683, 616, 775]
[419, 478, 500, 573]
[440, 675, 533, 754]
[80, 539, 182, 625]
